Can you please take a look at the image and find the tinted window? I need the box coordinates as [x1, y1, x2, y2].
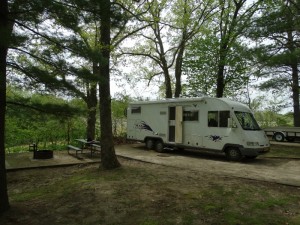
[131, 106, 141, 114]
[208, 111, 230, 127]
[183, 111, 199, 121]
[208, 111, 218, 127]
[219, 111, 230, 127]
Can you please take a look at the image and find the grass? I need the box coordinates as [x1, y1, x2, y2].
[5, 142, 68, 154]
[200, 187, 299, 225]
[266, 143, 300, 158]
[2, 159, 300, 225]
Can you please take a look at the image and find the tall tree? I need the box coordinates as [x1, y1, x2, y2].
[1, 0, 52, 212]
[99, 0, 121, 169]
[121, 0, 217, 98]
[215, 0, 261, 97]
[250, 0, 300, 126]
[0, 0, 10, 213]
[7, 0, 100, 141]
[182, 33, 251, 98]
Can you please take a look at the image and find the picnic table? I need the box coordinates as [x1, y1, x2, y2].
[67, 139, 101, 157]
[74, 139, 90, 149]
[75, 139, 100, 148]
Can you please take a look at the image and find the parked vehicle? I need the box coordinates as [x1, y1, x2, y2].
[264, 127, 300, 142]
[126, 97, 270, 160]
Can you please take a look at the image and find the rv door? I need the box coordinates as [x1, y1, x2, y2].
[168, 106, 183, 143]
[175, 106, 183, 143]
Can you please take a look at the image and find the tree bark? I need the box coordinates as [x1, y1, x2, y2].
[216, 63, 225, 98]
[216, 41, 227, 98]
[291, 63, 300, 126]
[163, 66, 172, 98]
[286, 16, 300, 127]
[216, 0, 244, 98]
[153, 22, 172, 98]
[99, 0, 121, 169]
[0, 0, 10, 213]
[86, 62, 98, 140]
[174, 43, 184, 98]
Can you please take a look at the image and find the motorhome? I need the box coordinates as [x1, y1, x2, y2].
[126, 97, 270, 160]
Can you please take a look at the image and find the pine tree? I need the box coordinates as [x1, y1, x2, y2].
[0, 0, 10, 213]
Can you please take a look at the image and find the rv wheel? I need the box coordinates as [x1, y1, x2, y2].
[145, 139, 154, 150]
[225, 147, 242, 161]
[155, 141, 164, 153]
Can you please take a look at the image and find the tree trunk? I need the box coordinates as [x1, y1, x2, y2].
[0, 0, 10, 213]
[163, 66, 172, 98]
[291, 62, 300, 126]
[216, 63, 225, 98]
[99, 0, 121, 170]
[216, 24, 228, 98]
[174, 44, 185, 98]
[153, 20, 172, 98]
[287, 22, 300, 127]
[86, 81, 97, 141]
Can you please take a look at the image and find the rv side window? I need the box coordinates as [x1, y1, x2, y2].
[219, 111, 230, 127]
[169, 107, 176, 120]
[183, 111, 199, 121]
[208, 111, 230, 127]
[131, 106, 141, 114]
[208, 111, 218, 127]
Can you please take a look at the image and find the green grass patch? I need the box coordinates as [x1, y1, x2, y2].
[3, 161, 300, 225]
[196, 184, 300, 225]
[266, 144, 300, 158]
[6, 142, 68, 154]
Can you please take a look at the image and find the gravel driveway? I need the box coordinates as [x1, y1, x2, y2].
[116, 143, 300, 187]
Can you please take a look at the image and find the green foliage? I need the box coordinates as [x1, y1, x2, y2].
[111, 93, 131, 136]
[254, 111, 293, 128]
[182, 35, 219, 97]
[5, 86, 87, 152]
[248, 1, 300, 126]
[5, 87, 133, 152]
[182, 33, 251, 97]
[251, 95, 293, 128]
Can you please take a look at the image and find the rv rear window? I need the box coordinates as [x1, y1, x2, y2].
[131, 106, 141, 114]
[183, 111, 199, 121]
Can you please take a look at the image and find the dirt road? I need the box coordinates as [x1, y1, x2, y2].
[116, 144, 300, 187]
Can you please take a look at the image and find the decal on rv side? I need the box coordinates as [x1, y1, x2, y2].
[134, 120, 156, 134]
[209, 135, 222, 142]
[205, 134, 228, 142]
[205, 135, 228, 142]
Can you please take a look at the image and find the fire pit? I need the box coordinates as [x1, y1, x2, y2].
[33, 150, 54, 159]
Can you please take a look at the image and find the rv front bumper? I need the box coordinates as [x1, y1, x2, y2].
[240, 146, 270, 156]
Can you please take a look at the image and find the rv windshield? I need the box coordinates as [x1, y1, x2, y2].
[234, 111, 261, 130]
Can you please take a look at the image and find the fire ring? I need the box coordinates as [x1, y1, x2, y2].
[33, 150, 54, 159]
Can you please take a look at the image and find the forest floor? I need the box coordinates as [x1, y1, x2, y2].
[1, 155, 300, 225]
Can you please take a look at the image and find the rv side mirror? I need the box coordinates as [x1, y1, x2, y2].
[228, 118, 237, 128]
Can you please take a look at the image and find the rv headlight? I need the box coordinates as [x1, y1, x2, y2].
[247, 142, 259, 146]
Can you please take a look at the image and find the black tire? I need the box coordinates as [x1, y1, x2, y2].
[225, 147, 242, 161]
[155, 140, 164, 153]
[145, 139, 154, 150]
[273, 132, 285, 142]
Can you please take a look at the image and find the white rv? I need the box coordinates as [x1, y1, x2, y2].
[126, 97, 270, 160]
